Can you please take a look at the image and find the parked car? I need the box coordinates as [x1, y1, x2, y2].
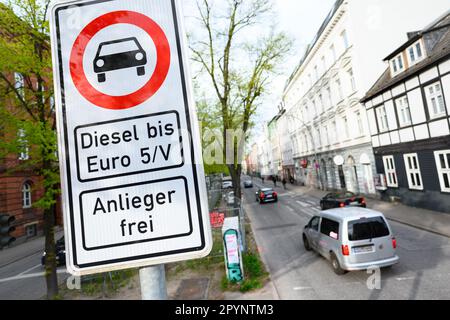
[255, 188, 278, 204]
[41, 236, 66, 267]
[302, 207, 399, 275]
[320, 191, 366, 210]
[93, 37, 147, 83]
[243, 180, 253, 188]
[222, 180, 233, 189]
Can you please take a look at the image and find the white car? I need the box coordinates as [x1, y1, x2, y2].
[222, 181, 233, 189]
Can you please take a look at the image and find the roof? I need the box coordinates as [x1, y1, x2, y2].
[283, 0, 344, 92]
[320, 207, 385, 222]
[362, 12, 450, 102]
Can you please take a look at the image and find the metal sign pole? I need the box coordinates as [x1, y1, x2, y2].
[139, 264, 167, 300]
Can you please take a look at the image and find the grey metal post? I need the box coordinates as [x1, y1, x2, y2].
[139, 265, 167, 300]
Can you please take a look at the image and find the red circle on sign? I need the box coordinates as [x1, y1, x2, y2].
[70, 11, 170, 110]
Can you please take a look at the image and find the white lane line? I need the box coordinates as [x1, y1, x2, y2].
[310, 207, 321, 213]
[18, 264, 42, 276]
[293, 286, 313, 291]
[0, 269, 68, 283]
[395, 276, 415, 281]
[296, 200, 309, 208]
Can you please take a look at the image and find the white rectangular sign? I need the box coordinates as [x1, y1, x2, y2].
[49, 0, 212, 275]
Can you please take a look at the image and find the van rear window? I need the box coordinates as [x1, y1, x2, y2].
[348, 217, 390, 241]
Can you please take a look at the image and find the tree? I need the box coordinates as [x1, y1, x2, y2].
[189, 0, 291, 201]
[0, 0, 59, 299]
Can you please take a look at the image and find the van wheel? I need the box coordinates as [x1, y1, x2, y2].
[330, 253, 346, 275]
[303, 234, 311, 251]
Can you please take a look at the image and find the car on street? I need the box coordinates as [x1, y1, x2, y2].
[222, 180, 233, 189]
[302, 207, 399, 275]
[243, 180, 253, 188]
[41, 236, 66, 267]
[255, 188, 278, 204]
[320, 191, 366, 210]
[93, 37, 147, 83]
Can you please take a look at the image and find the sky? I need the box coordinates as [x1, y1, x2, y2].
[182, 0, 335, 138]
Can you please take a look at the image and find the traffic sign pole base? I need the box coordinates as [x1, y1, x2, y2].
[139, 264, 167, 300]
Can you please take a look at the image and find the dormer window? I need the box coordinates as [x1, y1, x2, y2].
[407, 40, 424, 66]
[391, 54, 404, 76]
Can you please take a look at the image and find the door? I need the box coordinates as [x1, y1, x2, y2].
[338, 165, 346, 189]
[307, 216, 321, 250]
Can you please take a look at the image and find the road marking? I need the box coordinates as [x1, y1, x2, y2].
[296, 200, 309, 208]
[395, 276, 415, 281]
[18, 264, 42, 276]
[293, 286, 313, 291]
[0, 269, 68, 283]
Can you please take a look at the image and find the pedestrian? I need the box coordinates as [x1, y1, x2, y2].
[282, 178, 287, 190]
[272, 175, 277, 187]
[262, 176, 265, 184]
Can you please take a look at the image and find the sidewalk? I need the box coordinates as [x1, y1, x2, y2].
[254, 178, 450, 238]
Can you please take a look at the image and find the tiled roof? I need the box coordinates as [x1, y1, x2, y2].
[361, 13, 450, 103]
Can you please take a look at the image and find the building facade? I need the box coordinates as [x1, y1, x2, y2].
[279, 0, 450, 194]
[362, 11, 450, 212]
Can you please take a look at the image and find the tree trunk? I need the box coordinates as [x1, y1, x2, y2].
[228, 164, 242, 208]
[44, 203, 58, 299]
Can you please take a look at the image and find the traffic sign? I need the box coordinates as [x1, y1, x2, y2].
[49, 0, 212, 275]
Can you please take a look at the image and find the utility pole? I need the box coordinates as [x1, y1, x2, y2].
[139, 265, 167, 300]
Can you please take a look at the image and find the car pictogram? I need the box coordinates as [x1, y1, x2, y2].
[93, 37, 147, 83]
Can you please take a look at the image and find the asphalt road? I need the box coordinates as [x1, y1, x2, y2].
[0, 243, 69, 300]
[243, 180, 450, 300]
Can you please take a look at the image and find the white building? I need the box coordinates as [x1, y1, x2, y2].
[280, 0, 450, 194]
[361, 11, 450, 212]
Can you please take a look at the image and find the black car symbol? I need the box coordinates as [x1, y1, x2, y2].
[93, 37, 147, 83]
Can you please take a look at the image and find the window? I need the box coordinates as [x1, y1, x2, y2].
[395, 96, 412, 127]
[330, 44, 336, 63]
[341, 30, 349, 49]
[22, 183, 32, 208]
[25, 224, 37, 238]
[348, 68, 356, 92]
[321, 56, 326, 74]
[391, 54, 404, 75]
[343, 116, 349, 139]
[314, 65, 319, 81]
[425, 82, 446, 119]
[309, 217, 320, 231]
[323, 126, 329, 146]
[376, 106, 389, 132]
[308, 74, 312, 87]
[320, 218, 339, 240]
[312, 99, 317, 117]
[18, 128, 29, 160]
[404, 153, 423, 190]
[335, 78, 343, 101]
[14, 72, 24, 98]
[348, 217, 390, 241]
[355, 111, 363, 136]
[435, 150, 450, 193]
[316, 128, 322, 147]
[318, 94, 324, 114]
[407, 40, 424, 65]
[325, 85, 332, 108]
[383, 156, 398, 187]
[331, 121, 337, 143]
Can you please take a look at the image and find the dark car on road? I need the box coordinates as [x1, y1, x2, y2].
[320, 191, 366, 210]
[243, 180, 253, 188]
[41, 236, 66, 267]
[255, 188, 278, 204]
[93, 37, 147, 83]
